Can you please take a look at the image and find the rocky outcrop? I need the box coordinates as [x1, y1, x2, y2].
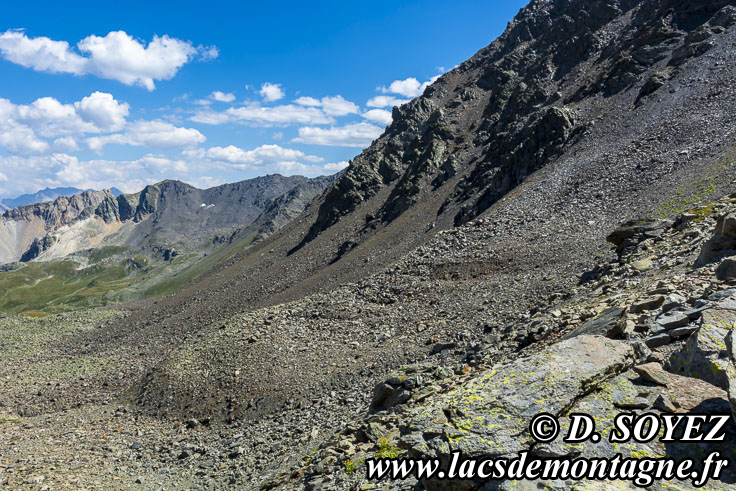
[261, 194, 736, 490]
[0, 190, 114, 264]
[296, 0, 736, 261]
[607, 218, 675, 259]
[401, 336, 633, 463]
[2, 190, 113, 231]
[19, 235, 57, 262]
[697, 212, 736, 265]
[666, 290, 736, 389]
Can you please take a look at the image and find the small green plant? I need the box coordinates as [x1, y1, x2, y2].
[345, 459, 357, 474]
[375, 435, 400, 459]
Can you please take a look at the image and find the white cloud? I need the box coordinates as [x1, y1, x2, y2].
[86, 120, 205, 151]
[293, 122, 384, 147]
[362, 109, 393, 125]
[377, 74, 441, 99]
[259, 82, 284, 102]
[188, 109, 231, 125]
[13, 97, 97, 137]
[295, 95, 358, 116]
[0, 92, 129, 156]
[366, 95, 410, 108]
[323, 161, 349, 172]
[0, 153, 193, 195]
[205, 144, 323, 169]
[0, 29, 217, 90]
[275, 161, 311, 175]
[381, 77, 422, 97]
[294, 96, 321, 107]
[0, 30, 87, 74]
[74, 91, 129, 131]
[191, 104, 335, 126]
[0, 171, 7, 182]
[0, 123, 49, 155]
[190, 175, 226, 189]
[53, 136, 79, 151]
[210, 91, 235, 103]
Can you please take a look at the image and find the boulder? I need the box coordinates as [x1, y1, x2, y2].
[656, 312, 690, 330]
[630, 296, 665, 313]
[401, 336, 634, 483]
[561, 307, 625, 340]
[370, 376, 412, 413]
[607, 219, 674, 259]
[634, 362, 670, 386]
[666, 309, 735, 389]
[716, 258, 736, 281]
[696, 212, 736, 266]
[725, 331, 736, 424]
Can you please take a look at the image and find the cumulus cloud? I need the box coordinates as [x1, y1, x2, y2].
[323, 161, 349, 172]
[293, 122, 383, 147]
[378, 74, 442, 99]
[86, 120, 205, 152]
[381, 77, 423, 97]
[0, 123, 49, 155]
[295, 95, 359, 116]
[0, 92, 128, 143]
[74, 91, 130, 131]
[210, 91, 235, 103]
[293, 96, 321, 107]
[205, 144, 323, 169]
[0, 29, 217, 90]
[362, 109, 393, 125]
[53, 136, 79, 151]
[259, 82, 284, 102]
[191, 103, 334, 126]
[366, 95, 410, 108]
[0, 153, 193, 194]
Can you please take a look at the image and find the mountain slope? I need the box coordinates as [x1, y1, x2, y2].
[121, 0, 736, 436]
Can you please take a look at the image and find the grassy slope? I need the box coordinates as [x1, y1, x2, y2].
[0, 231, 260, 314]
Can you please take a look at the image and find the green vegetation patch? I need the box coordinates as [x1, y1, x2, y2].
[655, 150, 736, 218]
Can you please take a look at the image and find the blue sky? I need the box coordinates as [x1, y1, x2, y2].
[0, 0, 527, 197]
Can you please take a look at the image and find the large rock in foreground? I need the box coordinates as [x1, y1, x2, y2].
[697, 212, 736, 266]
[401, 336, 634, 461]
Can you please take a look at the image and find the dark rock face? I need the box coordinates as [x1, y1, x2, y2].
[297, 0, 736, 257]
[1, 174, 334, 265]
[120, 176, 328, 249]
[607, 219, 675, 259]
[20, 235, 57, 262]
[697, 212, 736, 266]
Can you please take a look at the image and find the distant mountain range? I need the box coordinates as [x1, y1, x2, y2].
[0, 186, 123, 211]
[0, 175, 334, 265]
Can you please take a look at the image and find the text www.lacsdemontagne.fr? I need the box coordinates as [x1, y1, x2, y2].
[365, 450, 728, 487]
